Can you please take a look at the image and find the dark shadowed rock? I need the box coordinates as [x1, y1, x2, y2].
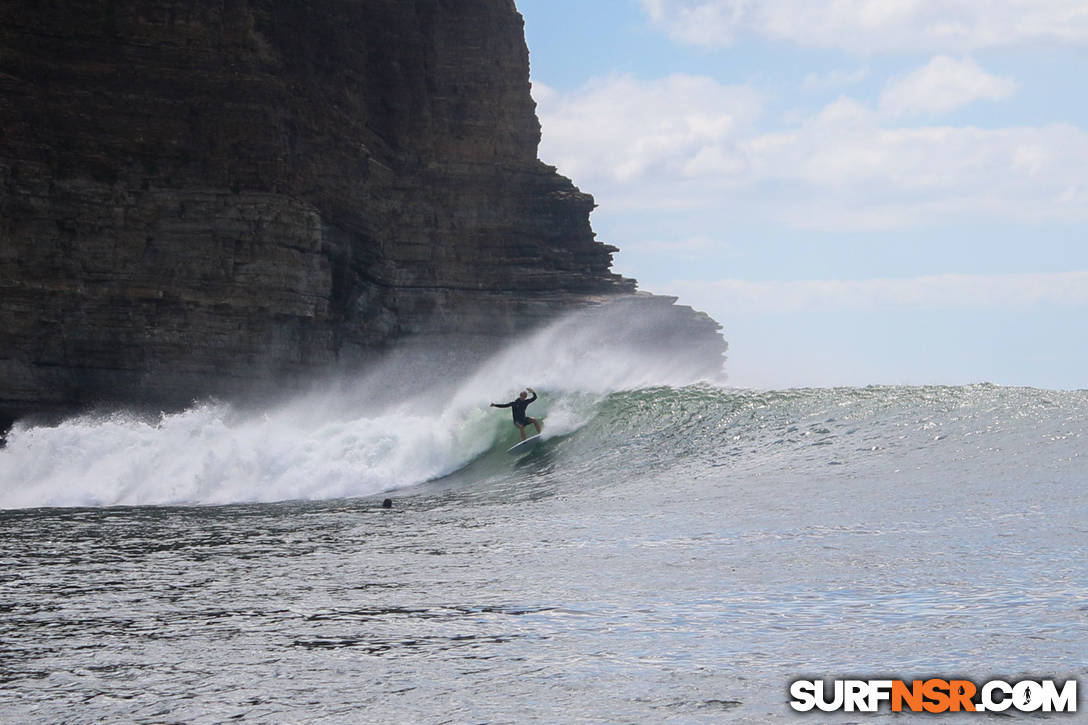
[0, 0, 725, 425]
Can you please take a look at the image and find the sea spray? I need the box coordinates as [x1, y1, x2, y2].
[0, 400, 501, 509]
[0, 305, 723, 509]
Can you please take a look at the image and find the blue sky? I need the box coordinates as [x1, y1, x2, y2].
[516, 0, 1088, 389]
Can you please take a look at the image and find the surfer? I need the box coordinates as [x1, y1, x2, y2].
[491, 387, 541, 441]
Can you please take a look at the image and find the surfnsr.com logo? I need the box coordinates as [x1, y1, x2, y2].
[789, 678, 1078, 713]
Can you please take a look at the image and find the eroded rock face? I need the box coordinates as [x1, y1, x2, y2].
[0, 0, 721, 426]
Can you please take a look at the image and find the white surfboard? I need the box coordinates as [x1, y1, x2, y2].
[506, 434, 543, 455]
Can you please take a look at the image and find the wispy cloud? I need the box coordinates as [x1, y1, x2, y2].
[879, 56, 1019, 117]
[532, 73, 762, 184]
[668, 271, 1088, 315]
[534, 73, 1088, 229]
[802, 67, 869, 93]
[619, 235, 727, 256]
[638, 0, 1088, 53]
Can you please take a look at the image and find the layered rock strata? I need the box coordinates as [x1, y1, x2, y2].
[0, 0, 724, 427]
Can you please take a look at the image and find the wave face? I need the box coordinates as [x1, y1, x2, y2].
[1, 306, 1084, 510]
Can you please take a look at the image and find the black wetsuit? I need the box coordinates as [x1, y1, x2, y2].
[495, 393, 537, 425]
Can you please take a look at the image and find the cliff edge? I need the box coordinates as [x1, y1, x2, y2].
[0, 0, 725, 427]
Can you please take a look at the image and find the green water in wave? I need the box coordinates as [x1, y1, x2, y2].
[423, 383, 1087, 504]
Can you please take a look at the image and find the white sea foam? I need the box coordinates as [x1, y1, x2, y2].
[0, 398, 503, 509]
[0, 304, 722, 509]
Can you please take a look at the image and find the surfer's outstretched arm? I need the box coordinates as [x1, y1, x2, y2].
[491, 401, 512, 408]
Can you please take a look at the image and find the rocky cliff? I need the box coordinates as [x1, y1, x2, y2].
[0, 0, 724, 427]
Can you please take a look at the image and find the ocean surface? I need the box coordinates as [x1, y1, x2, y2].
[2, 320, 1086, 723]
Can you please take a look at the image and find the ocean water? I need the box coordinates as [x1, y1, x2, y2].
[1, 319, 1086, 723]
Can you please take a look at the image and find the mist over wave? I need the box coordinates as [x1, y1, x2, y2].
[9, 296, 1081, 513]
[0, 305, 725, 509]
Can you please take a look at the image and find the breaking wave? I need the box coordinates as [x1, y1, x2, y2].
[3, 298, 1084, 512]
[0, 304, 725, 509]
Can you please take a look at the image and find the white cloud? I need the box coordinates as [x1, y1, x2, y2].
[531, 73, 762, 184]
[879, 56, 1019, 117]
[638, 0, 1088, 53]
[621, 235, 727, 256]
[802, 67, 870, 93]
[1058, 186, 1081, 204]
[535, 74, 1088, 229]
[529, 81, 558, 106]
[668, 271, 1088, 316]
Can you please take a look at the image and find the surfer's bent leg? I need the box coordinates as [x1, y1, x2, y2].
[515, 422, 527, 441]
[530, 417, 541, 434]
